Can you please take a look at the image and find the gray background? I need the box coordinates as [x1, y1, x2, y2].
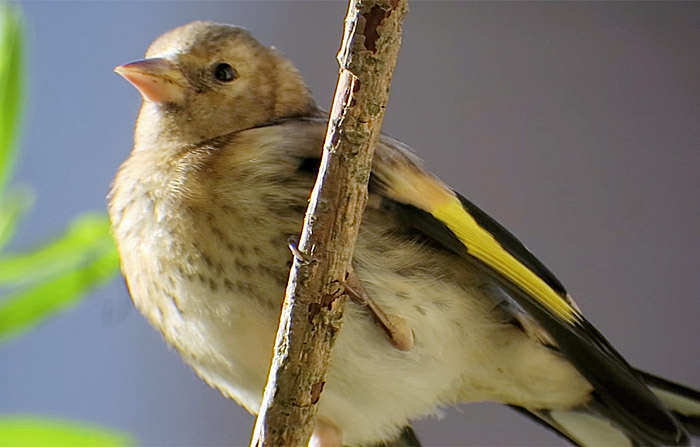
[2, 1, 699, 446]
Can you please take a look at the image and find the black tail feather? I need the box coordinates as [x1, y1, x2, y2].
[637, 370, 700, 437]
[510, 371, 700, 446]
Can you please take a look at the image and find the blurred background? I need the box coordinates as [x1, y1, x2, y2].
[1, 1, 699, 445]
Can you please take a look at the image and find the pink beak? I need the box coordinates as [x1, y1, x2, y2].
[115, 58, 186, 103]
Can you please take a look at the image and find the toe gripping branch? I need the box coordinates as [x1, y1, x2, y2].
[344, 272, 414, 351]
[288, 236, 413, 351]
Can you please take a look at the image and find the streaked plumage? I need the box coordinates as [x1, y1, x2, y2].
[110, 21, 700, 446]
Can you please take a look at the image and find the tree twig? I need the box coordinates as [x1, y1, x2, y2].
[250, 1, 409, 446]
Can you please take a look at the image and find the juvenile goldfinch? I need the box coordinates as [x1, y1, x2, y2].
[110, 21, 700, 446]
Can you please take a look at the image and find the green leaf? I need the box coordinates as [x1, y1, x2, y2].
[0, 213, 114, 286]
[0, 415, 134, 446]
[0, 4, 25, 200]
[0, 185, 34, 253]
[0, 214, 121, 343]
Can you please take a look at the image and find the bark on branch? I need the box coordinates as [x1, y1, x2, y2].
[250, 1, 409, 446]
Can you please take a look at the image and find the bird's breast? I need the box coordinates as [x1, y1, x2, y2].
[109, 147, 300, 411]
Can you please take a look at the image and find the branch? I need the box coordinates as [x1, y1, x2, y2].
[250, 1, 409, 446]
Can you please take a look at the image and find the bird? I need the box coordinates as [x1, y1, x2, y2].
[110, 21, 700, 447]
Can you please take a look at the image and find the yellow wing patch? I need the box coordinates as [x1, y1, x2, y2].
[433, 197, 579, 323]
[377, 161, 579, 324]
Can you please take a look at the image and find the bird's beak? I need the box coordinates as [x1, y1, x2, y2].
[115, 58, 186, 104]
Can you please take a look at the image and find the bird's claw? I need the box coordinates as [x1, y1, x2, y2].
[344, 272, 414, 351]
[287, 235, 311, 265]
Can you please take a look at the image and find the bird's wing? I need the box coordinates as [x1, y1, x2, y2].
[369, 135, 688, 446]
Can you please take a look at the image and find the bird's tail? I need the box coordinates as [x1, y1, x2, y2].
[512, 371, 700, 446]
[636, 370, 700, 437]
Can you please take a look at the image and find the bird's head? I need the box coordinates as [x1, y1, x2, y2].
[115, 21, 319, 148]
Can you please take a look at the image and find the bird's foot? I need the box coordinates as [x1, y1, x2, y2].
[287, 236, 413, 351]
[288, 235, 312, 264]
[310, 418, 342, 447]
[344, 272, 414, 351]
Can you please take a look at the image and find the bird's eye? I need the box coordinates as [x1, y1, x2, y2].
[213, 63, 236, 82]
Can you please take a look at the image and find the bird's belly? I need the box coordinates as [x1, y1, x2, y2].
[121, 207, 590, 445]
[138, 270, 471, 443]
[132, 254, 587, 446]
[129, 257, 284, 415]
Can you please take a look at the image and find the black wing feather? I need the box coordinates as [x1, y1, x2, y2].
[388, 198, 688, 446]
[456, 193, 567, 296]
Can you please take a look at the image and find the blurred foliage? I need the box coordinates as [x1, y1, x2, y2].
[0, 3, 133, 445]
[0, 213, 119, 343]
[0, 0, 22, 199]
[0, 415, 133, 447]
[0, 0, 29, 252]
[0, 2, 121, 345]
